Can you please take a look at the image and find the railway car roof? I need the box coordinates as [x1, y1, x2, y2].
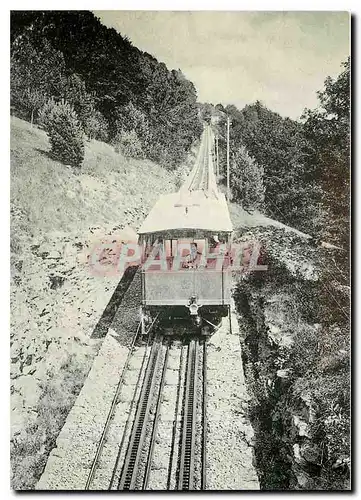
[138, 190, 233, 235]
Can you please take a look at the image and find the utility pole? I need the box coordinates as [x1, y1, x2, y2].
[215, 135, 219, 178]
[226, 116, 231, 202]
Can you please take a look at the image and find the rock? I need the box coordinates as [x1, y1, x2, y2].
[47, 250, 61, 259]
[293, 415, 310, 437]
[11, 340, 21, 358]
[13, 375, 40, 409]
[293, 443, 306, 466]
[296, 470, 312, 489]
[10, 361, 21, 379]
[300, 442, 321, 464]
[22, 365, 37, 376]
[49, 276, 66, 290]
[38, 244, 53, 254]
[277, 369, 290, 378]
[23, 354, 33, 366]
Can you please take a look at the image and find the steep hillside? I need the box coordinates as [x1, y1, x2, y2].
[11, 11, 203, 168]
[10, 116, 180, 489]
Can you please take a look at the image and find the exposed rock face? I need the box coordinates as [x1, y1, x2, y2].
[9, 116, 183, 489]
[10, 230, 144, 489]
[232, 227, 350, 491]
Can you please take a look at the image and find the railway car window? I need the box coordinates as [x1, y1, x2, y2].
[169, 239, 206, 269]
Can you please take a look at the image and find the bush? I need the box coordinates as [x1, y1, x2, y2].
[112, 102, 149, 140]
[231, 145, 265, 211]
[112, 129, 144, 158]
[38, 97, 56, 130]
[46, 99, 84, 168]
[84, 109, 109, 142]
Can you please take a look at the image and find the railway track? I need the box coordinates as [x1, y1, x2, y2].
[178, 338, 199, 490]
[177, 338, 208, 491]
[85, 332, 208, 491]
[117, 335, 168, 490]
[188, 126, 212, 192]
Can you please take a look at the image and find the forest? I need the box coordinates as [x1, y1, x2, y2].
[11, 11, 203, 168]
[211, 59, 350, 251]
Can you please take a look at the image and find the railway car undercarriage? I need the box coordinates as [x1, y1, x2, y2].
[140, 303, 229, 336]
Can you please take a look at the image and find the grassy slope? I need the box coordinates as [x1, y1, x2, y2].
[10, 117, 178, 489]
[11, 116, 177, 237]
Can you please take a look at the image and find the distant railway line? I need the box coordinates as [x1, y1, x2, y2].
[185, 125, 215, 193]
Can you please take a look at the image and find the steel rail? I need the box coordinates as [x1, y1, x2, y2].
[188, 129, 204, 192]
[201, 339, 207, 490]
[178, 338, 199, 490]
[190, 127, 209, 192]
[85, 322, 141, 490]
[188, 134, 205, 192]
[143, 340, 171, 489]
[108, 333, 152, 490]
[118, 336, 163, 490]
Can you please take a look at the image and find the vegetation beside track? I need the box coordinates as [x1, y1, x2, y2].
[233, 226, 350, 490]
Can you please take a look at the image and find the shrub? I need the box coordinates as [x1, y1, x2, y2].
[112, 102, 149, 140]
[38, 97, 56, 130]
[84, 109, 109, 142]
[112, 129, 144, 158]
[174, 165, 190, 189]
[231, 145, 265, 211]
[46, 99, 84, 168]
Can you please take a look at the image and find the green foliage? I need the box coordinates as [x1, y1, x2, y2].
[112, 129, 144, 159]
[11, 34, 66, 125]
[231, 145, 265, 211]
[141, 66, 202, 167]
[46, 100, 85, 168]
[11, 12, 202, 167]
[84, 109, 109, 142]
[302, 58, 350, 251]
[38, 97, 56, 130]
[199, 102, 214, 124]
[112, 102, 150, 152]
[221, 101, 318, 234]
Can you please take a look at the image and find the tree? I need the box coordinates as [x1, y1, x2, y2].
[112, 101, 150, 150]
[302, 58, 350, 250]
[11, 33, 66, 125]
[199, 103, 214, 124]
[230, 146, 265, 211]
[10, 11, 202, 166]
[46, 100, 85, 168]
[219, 101, 319, 234]
[113, 129, 144, 159]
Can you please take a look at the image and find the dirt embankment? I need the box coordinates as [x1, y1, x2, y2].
[10, 117, 181, 489]
[232, 226, 350, 491]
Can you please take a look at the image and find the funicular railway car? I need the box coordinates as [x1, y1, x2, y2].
[138, 188, 233, 335]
